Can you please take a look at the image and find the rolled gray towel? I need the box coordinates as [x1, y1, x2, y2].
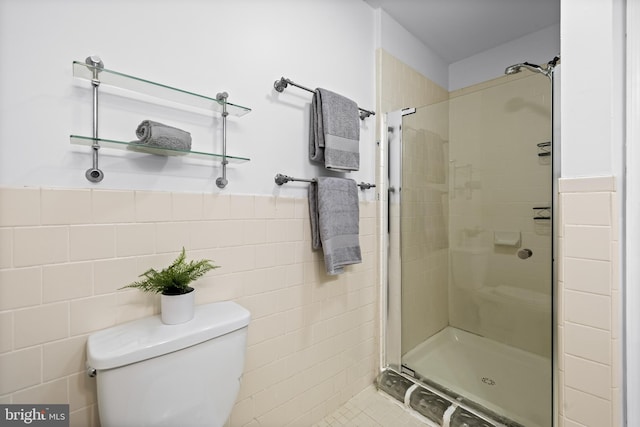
[133, 120, 192, 151]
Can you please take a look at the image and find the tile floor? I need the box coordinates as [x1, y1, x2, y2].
[312, 386, 438, 427]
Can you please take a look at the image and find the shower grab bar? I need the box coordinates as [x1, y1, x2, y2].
[273, 77, 375, 120]
[274, 173, 375, 190]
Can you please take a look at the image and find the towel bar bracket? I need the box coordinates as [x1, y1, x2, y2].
[274, 173, 375, 191]
[273, 76, 375, 120]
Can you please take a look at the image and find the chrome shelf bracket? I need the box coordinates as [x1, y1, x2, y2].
[85, 55, 104, 183]
[216, 91, 229, 189]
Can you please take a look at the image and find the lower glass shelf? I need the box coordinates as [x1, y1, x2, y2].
[70, 135, 250, 163]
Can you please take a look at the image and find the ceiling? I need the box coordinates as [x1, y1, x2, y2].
[364, 0, 560, 64]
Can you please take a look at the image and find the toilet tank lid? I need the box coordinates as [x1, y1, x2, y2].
[86, 301, 250, 370]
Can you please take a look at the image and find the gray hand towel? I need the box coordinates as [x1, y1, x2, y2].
[132, 120, 192, 151]
[309, 88, 360, 171]
[308, 177, 362, 275]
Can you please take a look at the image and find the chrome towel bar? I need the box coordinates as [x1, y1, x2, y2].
[273, 77, 375, 120]
[274, 173, 375, 190]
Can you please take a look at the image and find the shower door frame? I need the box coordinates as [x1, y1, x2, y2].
[381, 107, 416, 374]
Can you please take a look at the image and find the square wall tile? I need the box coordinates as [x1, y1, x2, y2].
[564, 225, 611, 261]
[242, 220, 267, 246]
[93, 257, 140, 294]
[565, 354, 611, 400]
[564, 290, 611, 330]
[0, 187, 40, 226]
[563, 257, 611, 295]
[0, 312, 13, 353]
[254, 196, 277, 219]
[43, 262, 93, 303]
[41, 189, 92, 225]
[564, 321, 611, 365]
[91, 190, 135, 223]
[275, 197, 296, 219]
[559, 176, 615, 193]
[115, 223, 155, 257]
[14, 302, 69, 349]
[0, 347, 42, 394]
[230, 195, 255, 220]
[69, 225, 115, 261]
[68, 371, 96, 411]
[70, 295, 117, 335]
[0, 267, 41, 310]
[12, 378, 68, 404]
[155, 222, 191, 253]
[564, 387, 611, 427]
[203, 194, 230, 219]
[14, 226, 68, 267]
[172, 192, 203, 221]
[135, 191, 172, 222]
[562, 192, 611, 226]
[43, 335, 88, 381]
[0, 228, 12, 268]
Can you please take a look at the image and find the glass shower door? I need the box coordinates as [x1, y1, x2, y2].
[392, 73, 553, 427]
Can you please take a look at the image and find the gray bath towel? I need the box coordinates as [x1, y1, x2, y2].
[309, 88, 360, 171]
[308, 177, 362, 275]
[132, 120, 192, 151]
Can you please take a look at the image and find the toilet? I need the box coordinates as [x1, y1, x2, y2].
[86, 301, 250, 427]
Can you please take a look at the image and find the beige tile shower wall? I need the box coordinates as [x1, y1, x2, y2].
[376, 49, 449, 126]
[558, 177, 622, 427]
[0, 187, 378, 427]
[375, 49, 450, 355]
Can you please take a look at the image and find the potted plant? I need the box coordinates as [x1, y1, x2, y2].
[120, 247, 219, 324]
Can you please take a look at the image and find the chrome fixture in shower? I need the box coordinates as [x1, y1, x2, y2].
[505, 55, 560, 78]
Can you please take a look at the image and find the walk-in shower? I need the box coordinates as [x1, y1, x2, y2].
[380, 58, 558, 427]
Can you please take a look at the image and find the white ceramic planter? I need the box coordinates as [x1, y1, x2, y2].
[160, 288, 195, 325]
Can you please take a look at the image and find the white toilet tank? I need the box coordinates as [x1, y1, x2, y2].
[87, 301, 250, 427]
[451, 247, 489, 290]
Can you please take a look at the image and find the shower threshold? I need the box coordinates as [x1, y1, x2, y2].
[376, 369, 523, 427]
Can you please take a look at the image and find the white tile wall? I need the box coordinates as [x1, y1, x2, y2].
[559, 176, 621, 427]
[0, 186, 378, 427]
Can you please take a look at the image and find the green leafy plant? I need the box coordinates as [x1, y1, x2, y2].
[120, 248, 219, 295]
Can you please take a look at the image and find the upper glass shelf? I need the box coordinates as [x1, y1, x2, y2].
[70, 135, 250, 163]
[72, 61, 251, 117]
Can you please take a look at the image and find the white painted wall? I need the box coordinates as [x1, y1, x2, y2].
[0, 0, 376, 198]
[376, 9, 449, 90]
[561, 0, 628, 425]
[374, 7, 558, 94]
[560, 0, 625, 178]
[449, 23, 560, 91]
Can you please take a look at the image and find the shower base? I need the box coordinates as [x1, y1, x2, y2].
[402, 326, 551, 427]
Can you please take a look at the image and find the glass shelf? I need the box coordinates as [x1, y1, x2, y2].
[70, 135, 250, 163]
[72, 61, 252, 117]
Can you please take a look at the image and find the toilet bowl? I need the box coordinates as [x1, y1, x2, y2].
[86, 301, 250, 427]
